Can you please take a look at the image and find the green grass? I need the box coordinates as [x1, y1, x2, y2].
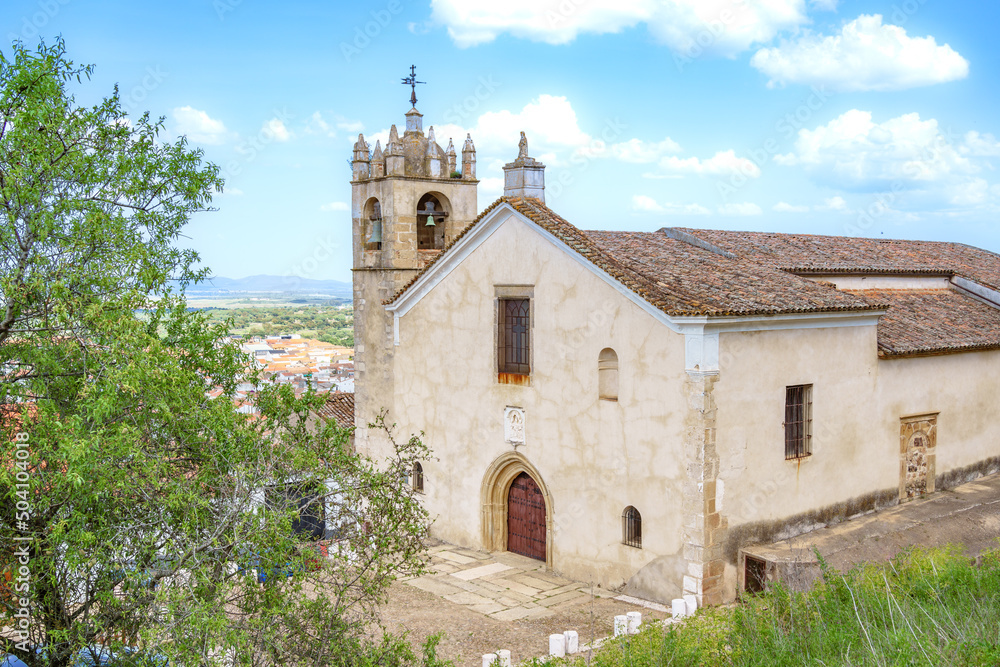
[542, 546, 1000, 667]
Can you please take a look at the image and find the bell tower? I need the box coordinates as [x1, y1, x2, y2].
[350, 72, 478, 453]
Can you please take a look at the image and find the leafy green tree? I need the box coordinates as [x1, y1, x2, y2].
[0, 40, 430, 666]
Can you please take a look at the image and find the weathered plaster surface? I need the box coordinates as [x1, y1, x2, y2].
[388, 217, 690, 596]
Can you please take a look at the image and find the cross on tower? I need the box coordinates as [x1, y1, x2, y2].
[401, 64, 425, 108]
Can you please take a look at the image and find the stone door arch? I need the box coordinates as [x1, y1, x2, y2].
[481, 452, 553, 568]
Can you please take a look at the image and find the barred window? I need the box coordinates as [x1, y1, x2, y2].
[784, 385, 813, 459]
[622, 506, 642, 548]
[498, 298, 530, 375]
[412, 462, 424, 493]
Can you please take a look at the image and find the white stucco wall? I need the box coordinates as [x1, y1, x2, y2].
[389, 215, 692, 592]
[714, 324, 1000, 598]
[877, 350, 1000, 481]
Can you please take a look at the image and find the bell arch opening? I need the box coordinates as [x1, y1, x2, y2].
[362, 197, 382, 250]
[416, 192, 450, 250]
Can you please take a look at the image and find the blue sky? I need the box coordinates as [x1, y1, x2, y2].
[4, 0, 1000, 282]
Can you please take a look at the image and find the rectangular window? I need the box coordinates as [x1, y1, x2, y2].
[744, 555, 768, 594]
[784, 384, 813, 459]
[498, 298, 530, 375]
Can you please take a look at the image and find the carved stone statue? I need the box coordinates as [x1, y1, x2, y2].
[517, 131, 528, 159]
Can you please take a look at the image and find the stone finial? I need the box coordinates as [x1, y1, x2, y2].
[426, 126, 437, 151]
[371, 140, 385, 178]
[405, 107, 423, 134]
[446, 138, 457, 175]
[503, 132, 545, 201]
[461, 133, 477, 180]
[426, 126, 442, 178]
[352, 133, 369, 161]
[386, 125, 404, 176]
[352, 133, 370, 181]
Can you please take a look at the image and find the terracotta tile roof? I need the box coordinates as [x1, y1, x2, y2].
[317, 392, 354, 429]
[387, 197, 884, 317]
[383, 199, 1000, 356]
[843, 289, 1000, 358]
[582, 229, 882, 317]
[677, 228, 1000, 289]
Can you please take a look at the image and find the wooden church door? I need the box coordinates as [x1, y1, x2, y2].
[507, 472, 546, 561]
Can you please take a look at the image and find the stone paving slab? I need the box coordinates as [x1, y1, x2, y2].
[437, 551, 477, 565]
[408, 577, 465, 597]
[405, 541, 617, 621]
[488, 606, 536, 621]
[495, 579, 541, 597]
[450, 562, 512, 581]
[443, 591, 495, 606]
[514, 574, 561, 591]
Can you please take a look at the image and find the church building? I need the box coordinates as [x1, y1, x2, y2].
[348, 101, 1000, 606]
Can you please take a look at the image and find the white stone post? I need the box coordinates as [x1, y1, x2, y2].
[671, 598, 686, 619]
[613, 615, 628, 637]
[563, 630, 579, 654]
[626, 611, 642, 634]
[549, 634, 566, 657]
[684, 594, 698, 616]
[496, 649, 511, 667]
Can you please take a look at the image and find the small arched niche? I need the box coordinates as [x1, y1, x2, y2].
[416, 192, 449, 250]
[598, 348, 619, 401]
[362, 197, 382, 250]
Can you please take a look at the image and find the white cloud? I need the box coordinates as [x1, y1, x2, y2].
[336, 118, 365, 133]
[962, 131, 1000, 157]
[607, 137, 682, 163]
[374, 94, 597, 169]
[774, 110, 975, 189]
[172, 106, 229, 145]
[306, 111, 337, 138]
[262, 118, 292, 142]
[430, 0, 808, 57]
[478, 177, 505, 194]
[644, 150, 761, 179]
[773, 201, 810, 213]
[817, 196, 850, 212]
[751, 15, 969, 92]
[810, 0, 837, 10]
[632, 195, 711, 215]
[949, 178, 990, 207]
[718, 202, 763, 216]
[320, 201, 349, 212]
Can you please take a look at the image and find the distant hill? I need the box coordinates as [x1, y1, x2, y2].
[190, 275, 352, 298]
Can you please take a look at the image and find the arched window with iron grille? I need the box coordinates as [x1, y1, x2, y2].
[622, 506, 641, 548]
[412, 462, 424, 493]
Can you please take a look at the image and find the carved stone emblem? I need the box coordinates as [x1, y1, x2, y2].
[504, 407, 525, 445]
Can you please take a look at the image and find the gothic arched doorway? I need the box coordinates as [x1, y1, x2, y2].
[480, 452, 553, 567]
[507, 473, 546, 561]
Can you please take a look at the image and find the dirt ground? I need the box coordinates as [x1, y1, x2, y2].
[379, 579, 668, 667]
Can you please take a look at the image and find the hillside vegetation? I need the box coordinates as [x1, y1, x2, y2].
[208, 304, 354, 346]
[544, 546, 1000, 667]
